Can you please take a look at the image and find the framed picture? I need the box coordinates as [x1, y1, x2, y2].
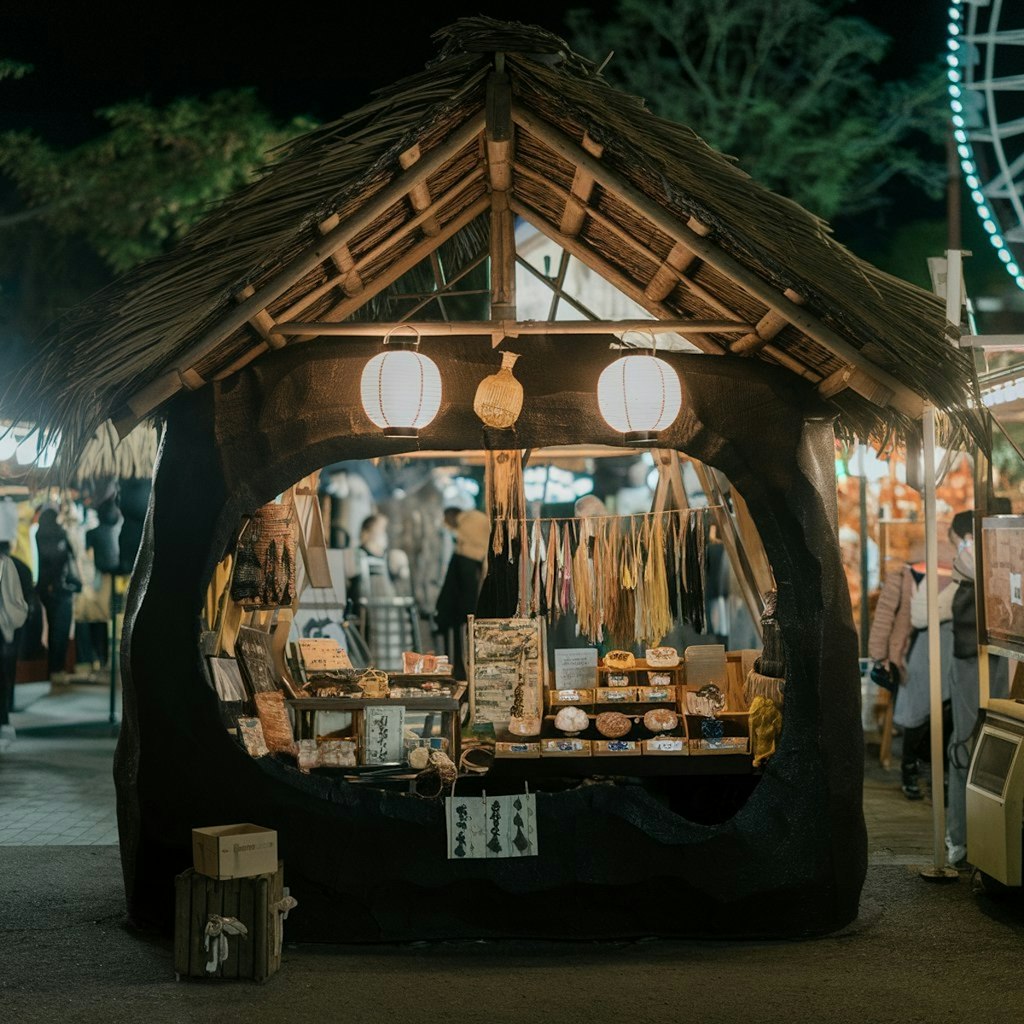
[235, 626, 280, 695]
[208, 657, 248, 702]
[467, 617, 546, 727]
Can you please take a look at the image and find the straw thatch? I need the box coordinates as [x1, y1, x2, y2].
[3, 17, 984, 473]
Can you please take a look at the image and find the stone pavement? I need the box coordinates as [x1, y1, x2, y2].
[0, 682, 119, 846]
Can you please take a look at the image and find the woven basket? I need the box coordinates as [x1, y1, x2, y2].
[231, 501, 296, 608]
[473, 351, 524, 429]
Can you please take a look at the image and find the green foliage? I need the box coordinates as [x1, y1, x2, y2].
[565, 0, 946, 219]
[0, 89, 314, 274]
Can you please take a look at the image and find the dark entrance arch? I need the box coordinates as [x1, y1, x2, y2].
[117, 334, 865, 940]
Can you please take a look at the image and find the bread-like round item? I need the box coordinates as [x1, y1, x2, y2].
[595, 711, 632, 738]
[645, 646, 680, 668]
[554, 706, 590, 734]
[643, 708, 679, 733]
[603, 650, 636, 670]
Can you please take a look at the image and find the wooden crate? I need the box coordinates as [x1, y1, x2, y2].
[174, 862, 285, 982]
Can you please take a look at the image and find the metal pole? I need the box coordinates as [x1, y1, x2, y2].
[859, 464, 870, 659]
[920, 404, 957, 881]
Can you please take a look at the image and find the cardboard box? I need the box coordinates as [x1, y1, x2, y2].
[193, 823, 278, 880]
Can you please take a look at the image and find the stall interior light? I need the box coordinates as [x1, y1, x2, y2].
[596, 351, 683, 445]
[982, 377, 1024, 408]
[0, 424, 59, 468]
[359, 333, 442, 438]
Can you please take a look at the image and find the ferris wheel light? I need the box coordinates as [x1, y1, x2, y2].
[979, 205, 991, 219]
[948, 69, 961, 82]
[999, 251, 1012, 264]
[1009, 264, 1020, 276]
[947, 54, 959, 67]
[984, 220, 997, 233]
[949, 40, 960, 51]
[961, 160, 975, 174]
[958, 145, 971, 159]
[971, 190, 984, 204]
[954, 129, 967, 143]
[966, 175, 979, 189]
[991, 235, 1004, 248]
[949, 85, 961, 98]
[948, 6, 959, 20]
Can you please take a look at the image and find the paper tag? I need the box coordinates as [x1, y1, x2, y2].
[1012, 572, 1022, 607]
[556, 689, 581, 702]
[447, 795, 486, 859]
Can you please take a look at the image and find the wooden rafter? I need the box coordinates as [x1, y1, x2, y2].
[731, 294, 803, 355]
[399, 251, 489, 322]
[318, 214, 365, 296]
[314, 196, 491, 326]
[123, 113, 485, 423]
[274, 167, 485, 325]
[513, 160, 739, 322]
[510, 197, 725, 353]
[510, 103, 924, 417]
[559, 133, 604, 236]
[234, 285, 285, 349]
[645, 242, 697, 302]
[398, 144, 440, 237]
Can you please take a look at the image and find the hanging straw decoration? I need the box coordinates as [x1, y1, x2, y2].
[474, 351, 524, 429]
[744, 591, 786, 706]
[485, 450, 527, 557]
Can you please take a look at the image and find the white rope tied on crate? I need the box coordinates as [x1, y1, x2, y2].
[204, 915, 248, 973]
[271, 889, 299, 956]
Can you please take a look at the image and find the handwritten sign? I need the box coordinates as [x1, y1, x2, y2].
[362, 706, 405, 765]
[447, 793, 537, 859]
[468, 618, 546, 726]
[554, 648, 598, 691]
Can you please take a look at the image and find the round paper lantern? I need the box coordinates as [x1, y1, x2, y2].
[360, 341, 442, 438]
[597, 353, 682, 444]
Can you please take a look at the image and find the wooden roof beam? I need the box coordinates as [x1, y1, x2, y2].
[275, 167, 485, 324]
[234, 285, 286, 349]
[645, 242, 698, 302]
[513, 160, 737, 321]
[318, 215, 365, 295]
[315, 195, 491, 325]
[121, 112, 485, 426]
[730, 294, 803, 355]
[510, 196, 723, 354]
[398, 144, 440, 237]
[511, 104, 924, 418]
[560, 133, 604, 237]
[487, 65, 515, 323]
[277, 318, 757, 337]
[818, 364, 894, 407]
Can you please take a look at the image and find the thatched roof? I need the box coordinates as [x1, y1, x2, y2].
[3, 17, 984, 471]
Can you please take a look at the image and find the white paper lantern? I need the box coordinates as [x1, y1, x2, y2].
[597, 353, 682, 444]
[360, 342, 442, 438]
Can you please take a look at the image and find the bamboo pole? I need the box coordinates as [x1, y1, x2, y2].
[511, 104, 924, 417]
[487, 66, 516, 323]
[275, 318, 757, 337]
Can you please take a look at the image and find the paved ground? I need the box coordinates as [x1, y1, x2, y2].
[2, 683, 1022, 1022]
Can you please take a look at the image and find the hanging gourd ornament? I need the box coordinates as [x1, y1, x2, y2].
[473, 351, 524, 429]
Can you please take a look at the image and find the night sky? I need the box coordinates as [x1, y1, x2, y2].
[2, 1, 944, 137]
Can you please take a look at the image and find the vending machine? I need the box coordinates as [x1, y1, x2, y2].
[966, 699, 1024, 886]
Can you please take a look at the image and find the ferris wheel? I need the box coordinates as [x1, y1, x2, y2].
[947, 1, 1024, 293]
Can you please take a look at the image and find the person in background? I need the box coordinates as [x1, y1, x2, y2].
[0, 540, 33, 742]
[870, 551, 952, 800]
[946, 505, 1011, 868]
[435, 509, 489, 680]
[346, 514, 411, 610]
[35, 507, 80, 686]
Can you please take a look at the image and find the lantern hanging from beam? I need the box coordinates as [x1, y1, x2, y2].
[359, 330, 442, 438]
[597, 352, 682, 445]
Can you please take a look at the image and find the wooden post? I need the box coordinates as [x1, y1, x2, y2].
[487, 62, 516, 326]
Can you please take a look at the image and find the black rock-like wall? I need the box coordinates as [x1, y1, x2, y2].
[115, 335, 865, 940]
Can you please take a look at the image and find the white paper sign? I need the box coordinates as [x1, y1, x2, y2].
[554, 648, 598, 690]
[1011, 572, 1022, 607]
[363, 706, 405, 764]
[447, 794, 487, 859]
